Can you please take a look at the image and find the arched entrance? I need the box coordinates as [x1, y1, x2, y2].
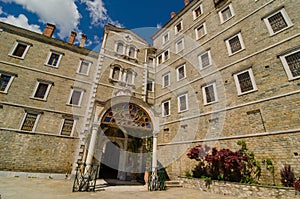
[98, 102, 153, 182]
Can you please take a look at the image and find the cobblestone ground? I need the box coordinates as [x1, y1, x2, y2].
[0, 176, 236, 199]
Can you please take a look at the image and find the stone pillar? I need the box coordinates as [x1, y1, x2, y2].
[152, 132, 158, 173]
[86, 123, 99, 167]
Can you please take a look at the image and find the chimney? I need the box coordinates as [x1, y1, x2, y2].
[68, 31, 77, 45]
[80, 34, 87, 47]
[171, 11, 176, 18]
[43, 23, 56, 37]
[184, 0, 189, 6]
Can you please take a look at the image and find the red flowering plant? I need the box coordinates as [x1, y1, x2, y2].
[187, 141, 261, 184]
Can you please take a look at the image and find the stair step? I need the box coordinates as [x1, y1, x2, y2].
[165, 181, 182, 188]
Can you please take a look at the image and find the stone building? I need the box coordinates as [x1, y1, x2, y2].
[0, 0, 300, 185]
[0, 22, 99, 175]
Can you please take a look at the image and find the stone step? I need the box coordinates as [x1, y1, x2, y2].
[165, 180, 182, 188]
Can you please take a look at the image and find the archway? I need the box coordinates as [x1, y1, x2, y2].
[98, 102, 153, 182]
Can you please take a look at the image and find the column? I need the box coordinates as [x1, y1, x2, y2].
[86, 123, 99, 167]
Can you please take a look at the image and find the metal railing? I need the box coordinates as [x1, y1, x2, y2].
[72, 163, 99, 192]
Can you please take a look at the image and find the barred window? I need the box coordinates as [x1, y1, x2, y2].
[202, 83, 217, 104]
[162, 73, 170, 88]
[229, 36, 242, 54]
[61, 119, 74, 136]
[21, 113, 38, 131]
[225, 33, 245, 55]
[198, 51, 212, 69]
[280, 50, 300, 80]
[234, 69, 257, 95]
[264, 8, 292, 35]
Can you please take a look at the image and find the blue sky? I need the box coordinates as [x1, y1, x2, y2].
[0, 0, 185, 51]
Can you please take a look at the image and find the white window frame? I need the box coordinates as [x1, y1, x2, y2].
[77, 59, 91, 76]
[68, 88, 84, 106]
[0, 72, 15, 93]
[175, 21, 183, 35]
[279, 49, 300, 80]
[148, 57, 155, 67]
[193, 3, 203, 20]
[225, 32, 245, 56]
[202, 82, 218, 105]
[157, 49, 170, 65]
[109, 65, 123, 81]
[198, 50, 212, 69]
[20, 112, 41, 132]
[219, 3, 235, 24]
[175, 38, 185, 53]
[162, 32, 170, 44]
[147, 79, 154, 92]
[263, 8, 293, 36]
[162, 100, 170, 117]
[177, 93, 188, 113]
[195, 22, 207, 40]
[176, 64, 186, 81]
[162, 72, 170, 88]
[60, 118, 77, 136]
[123, 69, 136, 85]
[9, 41, 31, 59]
[45, 50, 63, 68]
[233, 68, 258, 95]
[115, 42, 125, 54]
[127, 45, 137, 59]
[31, 80, 52, 100]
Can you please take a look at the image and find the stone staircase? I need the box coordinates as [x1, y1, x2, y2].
[165, 180, 182, 188]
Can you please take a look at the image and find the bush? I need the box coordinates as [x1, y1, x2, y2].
[187, 141, 261, 184]
[280, 164, 295, 187]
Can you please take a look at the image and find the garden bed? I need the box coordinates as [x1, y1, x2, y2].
[175, 177, 298, 199]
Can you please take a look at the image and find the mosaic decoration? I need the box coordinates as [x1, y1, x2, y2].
[102, 103, 152, 131]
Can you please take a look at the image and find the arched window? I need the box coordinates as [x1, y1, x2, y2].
[111, 66, 121, 81]
[116, 42, 124, 54]
[126, 70, 133, 84]
[128, 46, 136, 58]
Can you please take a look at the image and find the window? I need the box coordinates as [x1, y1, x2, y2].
[148, 57, 154, 67]
[147, 79, 154, 92]
[193, 4, 203, 20]
[60, 118, 76, 136]
[77, 60, 91, 75]
[162, 73, 170, 88]
[9, 41, 31, 59]
[198, 50, 212, 69]
[116, 42, 124, 54]
[162, 100, 170, 117]
[280, 49, 300, 80]
[225, 32, 245, 55]
[202, 82, 218, 105]
[0, 72, 15, 93]
[176, 38, 184, 53]
[233, 68, 257, 95]
[175, 21, 183, 34]
[32, 80, 53, 100]
[178, 93, 188, 112]
[45, 51, 63, 67]
[176, 64, 186, 81]
[263, 8, 292, 35]
[125, 70, 135, 85]
[195, 22, 207, 40]
[157, 49, 170, 65]
[20, 112, 40, 132]
[163, 32, 170, 44]
[128, 46, 136, 58]
[68, 88, 84, 106]
[110, 66, 122, 81]
[219, 4, 234, 23]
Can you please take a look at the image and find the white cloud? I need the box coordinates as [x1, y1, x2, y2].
[0, 6, 3, 15]
[0, 14, 42, 33]
[1, 0, 81, 38]
[80, 0, 122, 28]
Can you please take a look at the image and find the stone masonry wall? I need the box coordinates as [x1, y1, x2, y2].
[0, 130, 78, 174]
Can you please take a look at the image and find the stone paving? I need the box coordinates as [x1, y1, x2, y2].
[0, 176, 235, 199]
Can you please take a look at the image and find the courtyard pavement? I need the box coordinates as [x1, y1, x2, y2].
[0, 176, 235, 199]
